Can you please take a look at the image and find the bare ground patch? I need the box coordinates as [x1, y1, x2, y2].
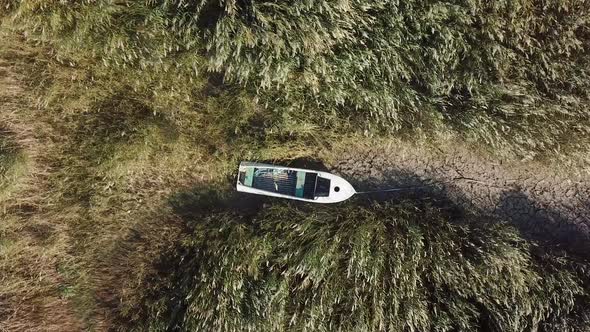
[327, 140, 590, 256]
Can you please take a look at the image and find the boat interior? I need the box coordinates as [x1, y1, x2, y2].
[238, 167, 331, 199]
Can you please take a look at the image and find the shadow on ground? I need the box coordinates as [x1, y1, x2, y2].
[496, 190, 590, 256]
[342, 166, 590, 258]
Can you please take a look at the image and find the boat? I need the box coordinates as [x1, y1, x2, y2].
[236, 161, 356, 203]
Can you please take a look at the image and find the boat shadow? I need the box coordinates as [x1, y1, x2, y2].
[168, 185, 268, 220]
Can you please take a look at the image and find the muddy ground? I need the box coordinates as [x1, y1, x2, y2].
[330, 143, 590, 255]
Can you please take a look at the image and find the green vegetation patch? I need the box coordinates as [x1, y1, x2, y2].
[131, 195, 590, 331]
[3, 0, 589, 158]
[0, 131, 28, 199]
[2, 2, 590, 330]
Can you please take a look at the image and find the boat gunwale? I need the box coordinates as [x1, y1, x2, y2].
[239, 161, 327, 176]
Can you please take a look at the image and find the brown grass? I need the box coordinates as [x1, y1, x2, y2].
[0, 39, 83, 331]
[0, 29, 231, 331]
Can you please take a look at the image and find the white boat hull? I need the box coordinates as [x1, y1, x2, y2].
[236, 162, 356, 203]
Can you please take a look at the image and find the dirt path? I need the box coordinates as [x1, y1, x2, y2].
[329, 141, 590, 255]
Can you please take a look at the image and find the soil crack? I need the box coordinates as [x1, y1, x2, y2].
[329, 142, 590, 255]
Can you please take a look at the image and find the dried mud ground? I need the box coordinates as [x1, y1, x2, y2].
[328, 142, 590, 255]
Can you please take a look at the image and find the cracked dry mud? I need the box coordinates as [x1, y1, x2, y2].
[329, 143, 590, 256]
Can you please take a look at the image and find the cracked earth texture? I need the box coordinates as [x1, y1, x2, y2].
[329, 142, 590, 256]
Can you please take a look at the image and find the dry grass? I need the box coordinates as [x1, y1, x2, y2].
[0, 40, 82, 332]
[0, 29, 242, 331]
